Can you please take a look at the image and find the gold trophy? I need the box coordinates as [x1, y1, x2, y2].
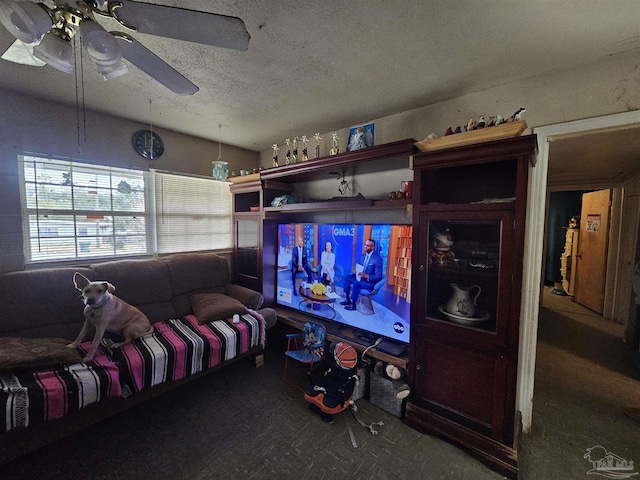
[292, 136, 298, 163]
[285, 138, 291, 165]
[314, 133, 322, 158]
[330, 132, 340, 156]
[301, 135, 309, 161]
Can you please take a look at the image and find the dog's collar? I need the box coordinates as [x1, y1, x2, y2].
[87, 295, 111, 309]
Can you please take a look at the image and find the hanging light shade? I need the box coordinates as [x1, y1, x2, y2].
[80, 19, 128, 80]
[212, 124, 229, 181]
[33, 31, 73, 73]
[0, 0, 53, 43]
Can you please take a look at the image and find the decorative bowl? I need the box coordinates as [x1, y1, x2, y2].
[437, 305, 491, 326]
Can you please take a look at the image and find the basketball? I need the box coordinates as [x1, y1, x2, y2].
[333, 342, 358, 369]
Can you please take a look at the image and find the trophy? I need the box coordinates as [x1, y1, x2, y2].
[330, 132, 340, 155]
[285, 138, 291, 165]
[292, 136, 298, 163]
[272, 143, 279, 167]
[314, 133, 322, 158]
[300, 135, 309, 161]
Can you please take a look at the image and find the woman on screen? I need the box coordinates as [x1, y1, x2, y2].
[320, 241, 335, 285]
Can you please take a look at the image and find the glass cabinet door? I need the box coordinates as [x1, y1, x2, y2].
[420, 209, 514, 335]
[235, 217, 260, 282]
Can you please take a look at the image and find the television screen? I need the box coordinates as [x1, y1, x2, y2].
[275, 223, 412, 345]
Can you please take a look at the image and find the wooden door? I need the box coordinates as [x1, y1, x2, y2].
[575, 189, 611, 314]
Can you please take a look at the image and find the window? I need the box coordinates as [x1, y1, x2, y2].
[19, 156, 232, 264]
[153, 171, 232, 254]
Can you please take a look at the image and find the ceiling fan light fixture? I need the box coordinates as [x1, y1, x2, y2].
[96, 60, 128, 80]
[33, 31, 73, 74]
[0, 0, 53, 43]
[80, 19, 121, 63]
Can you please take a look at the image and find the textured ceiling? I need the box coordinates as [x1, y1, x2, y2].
[0, 1, 639, 178]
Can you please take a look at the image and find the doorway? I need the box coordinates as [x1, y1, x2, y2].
[544, 189, 614, 315]
[518, 111, 640, 432]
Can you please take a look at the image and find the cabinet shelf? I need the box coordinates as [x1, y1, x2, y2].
[277, 308, 408, 368]
[420, 201, 515, 213]
[263, 198, 411, 215]
[260, 138, 416, 183]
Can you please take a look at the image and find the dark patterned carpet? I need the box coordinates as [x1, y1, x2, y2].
[1, 327, 503, 480]
[3, 296, 639, 480]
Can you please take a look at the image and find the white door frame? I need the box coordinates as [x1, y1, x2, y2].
[518, 110, 640, 432]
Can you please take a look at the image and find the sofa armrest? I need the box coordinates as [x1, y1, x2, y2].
[225, 284, 264, 310]
[256, 307, 277, 330]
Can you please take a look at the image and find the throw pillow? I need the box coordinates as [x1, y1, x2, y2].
[190, 293, 248, 325]
[0, 337, 83, 371]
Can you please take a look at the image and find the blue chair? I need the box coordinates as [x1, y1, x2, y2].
[282, 321, 327, 391]
[317, 262, 344, 288]
[356, 276, 387, 315]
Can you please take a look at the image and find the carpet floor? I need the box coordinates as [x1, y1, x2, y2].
[2, 287, 638, 479]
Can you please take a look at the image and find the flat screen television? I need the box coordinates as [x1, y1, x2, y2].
[275, 223, 412, 349]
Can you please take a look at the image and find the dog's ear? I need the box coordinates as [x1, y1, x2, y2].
[104, 282, 116, 293]
[73, 272, 90, 291]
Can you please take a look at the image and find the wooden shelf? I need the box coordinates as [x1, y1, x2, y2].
[260, 138, 416, 183]
[263, 198, 412, 215]
[414, 121, 528, 152]
[229, 179, 262, 194]
[419, 201, 516, 212]
[276, 308, 408, 369]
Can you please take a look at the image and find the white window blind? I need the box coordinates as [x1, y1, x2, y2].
[153, 171, 232, 253]
[19, 156, 150, 263]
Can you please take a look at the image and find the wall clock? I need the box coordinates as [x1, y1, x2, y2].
[132, 130, 164, 159]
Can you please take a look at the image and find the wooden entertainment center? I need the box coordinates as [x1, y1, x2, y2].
[230, 135, 537, 479]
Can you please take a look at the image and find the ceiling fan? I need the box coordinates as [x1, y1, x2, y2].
[0, 0, 250, 95]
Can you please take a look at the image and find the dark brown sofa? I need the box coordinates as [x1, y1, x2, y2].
[0, 252, 275, 464]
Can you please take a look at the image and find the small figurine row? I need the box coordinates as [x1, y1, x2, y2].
[444, 107, 526, 136]
[271, 132, 341, 167]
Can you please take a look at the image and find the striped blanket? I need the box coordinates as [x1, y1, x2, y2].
[0, 310, 265, 432]
[110, 312, 266, 395]
[0, 348, 121, 432]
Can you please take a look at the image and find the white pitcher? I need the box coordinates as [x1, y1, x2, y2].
[445, 283, 481, 318]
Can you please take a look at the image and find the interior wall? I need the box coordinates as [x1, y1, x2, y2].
[618, 174, 640, 332]
[0, 90, 259, 273]
[258, 49, 640, 165]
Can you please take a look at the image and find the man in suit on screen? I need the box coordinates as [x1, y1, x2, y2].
[340, 239, 383, 310]
[291, 236, 313, 295]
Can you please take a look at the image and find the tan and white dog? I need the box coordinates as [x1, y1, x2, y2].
[68, 272, 154, 362]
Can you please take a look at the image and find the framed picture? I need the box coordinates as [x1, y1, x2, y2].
[346, 122, 375, 152]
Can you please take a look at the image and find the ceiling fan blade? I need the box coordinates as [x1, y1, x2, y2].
[113, 1, 250, 51]
[114, 33, 199, 95]
[1, 38, 45, 66]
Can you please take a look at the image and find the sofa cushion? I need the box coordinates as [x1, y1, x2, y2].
[90, 258, 175, 323]
[0, 337, 82, 371]
[225, 284, 264, 310]
[164, 253, 231, 295]
[190, 293, 248, 324]
[0, 267, 92, 339]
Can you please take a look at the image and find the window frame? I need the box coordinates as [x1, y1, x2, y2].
[18, 155, 233, 266]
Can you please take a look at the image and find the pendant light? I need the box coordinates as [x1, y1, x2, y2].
[212, 123, 228, 181]
[218, 124, 224, 161]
